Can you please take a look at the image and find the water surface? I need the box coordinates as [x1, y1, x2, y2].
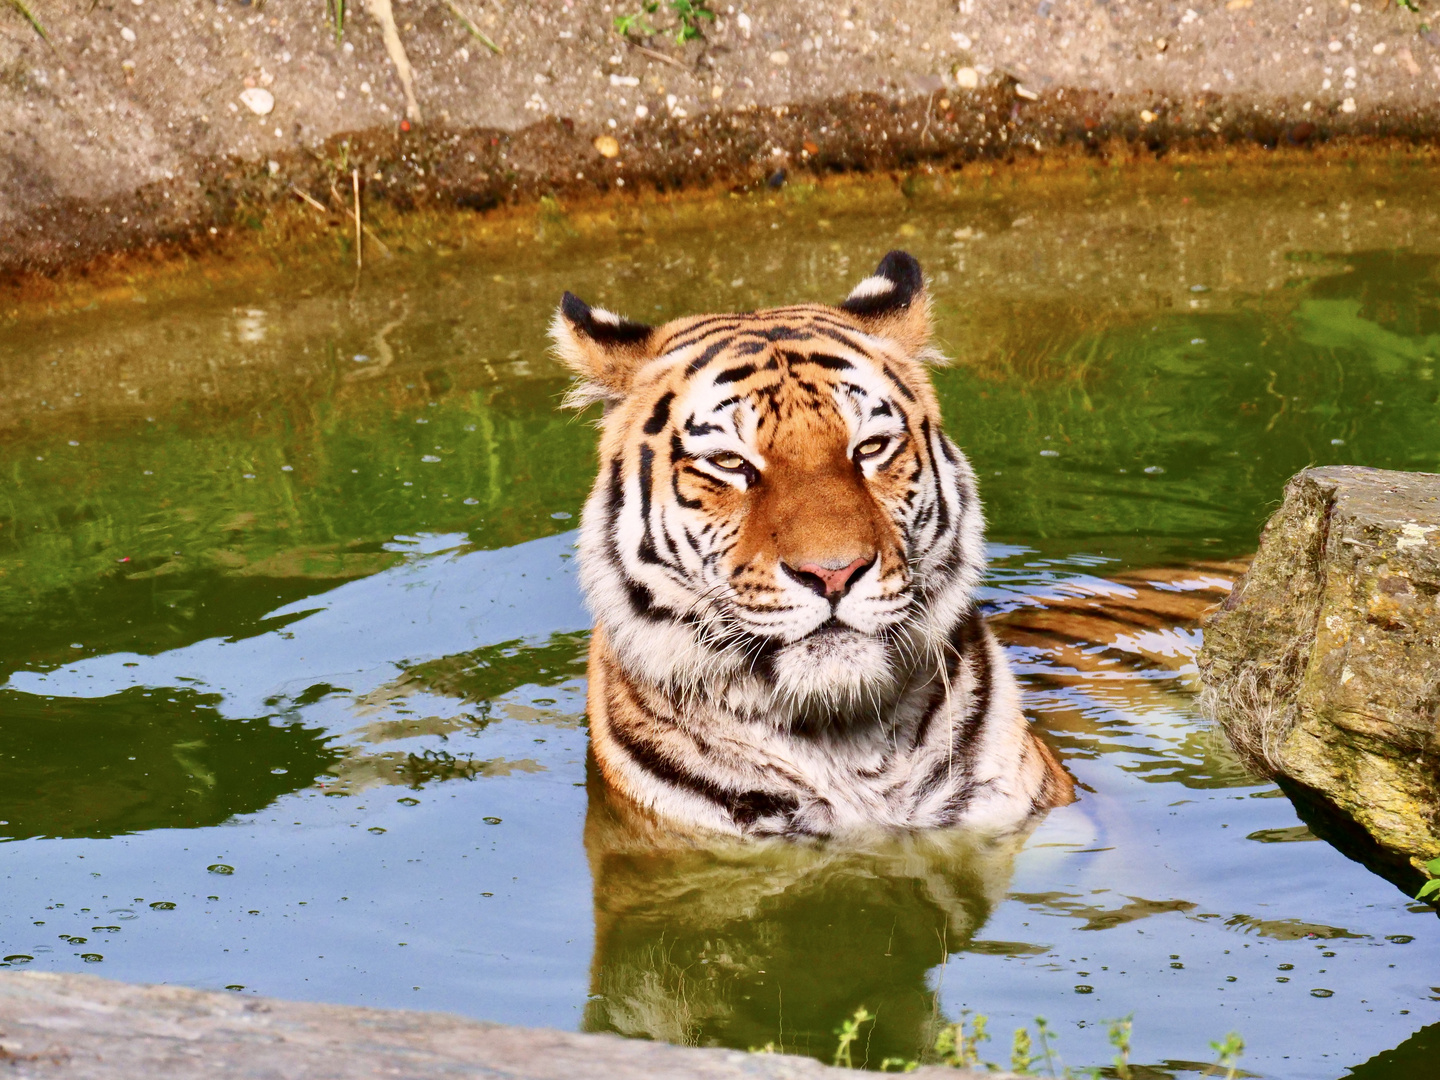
[2, 164, 1439, 1078]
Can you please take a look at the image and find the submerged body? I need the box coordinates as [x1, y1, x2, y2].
[554, 252, 1072, 837]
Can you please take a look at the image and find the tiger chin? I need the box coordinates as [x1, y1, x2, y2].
[553, 250, 1074, 839]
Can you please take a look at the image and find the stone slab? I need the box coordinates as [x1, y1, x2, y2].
[0, 971, 997, 1079]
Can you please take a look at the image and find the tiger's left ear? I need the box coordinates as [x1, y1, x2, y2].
[551, 292, 657, 408]
[839, 250, 931, 355]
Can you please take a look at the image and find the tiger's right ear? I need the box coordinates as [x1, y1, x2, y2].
[551, 292, 656, 409]
[839, 250, 931, 356]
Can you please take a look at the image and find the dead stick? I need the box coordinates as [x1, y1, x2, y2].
[352, 168, 363, 270]
[289, 184, 328, 214]
[294, 181, 392, 258]
[625, 40, 689, 70]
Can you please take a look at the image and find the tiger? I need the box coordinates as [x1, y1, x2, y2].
[576, 558, 1249, 1053]
[552, 250, 1074, 838]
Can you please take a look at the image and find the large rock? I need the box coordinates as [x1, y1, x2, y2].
[1198, 466, 1440, 885]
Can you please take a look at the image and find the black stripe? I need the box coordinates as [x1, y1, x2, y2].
[786, 351, 853, 371]
[684, 335, 767, 376]
[604, 456, 624, 534]
[635, 444, 678, 570]
[643, 391, 675, 435]
[672, 470, 702, 509]
[714, 362, 758, 385]
[661, 316, 747, 352]
[606, 707, 799, 828]
[624, 578, 656, 616]
[811, 325, 877, 355]
[764, 324, 812, 342]
[637, 445, 654, 522]
[882, 363, 918, 402]
[922, 418, 950, 538]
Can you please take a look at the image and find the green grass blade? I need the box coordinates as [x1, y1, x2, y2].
[7, 0, 51, 44]
[442, 0, 502, 54]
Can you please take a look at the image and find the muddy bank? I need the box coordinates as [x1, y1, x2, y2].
[2, 0, 1438, 280]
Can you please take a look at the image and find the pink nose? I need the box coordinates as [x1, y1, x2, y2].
[789, 556, 873, 600]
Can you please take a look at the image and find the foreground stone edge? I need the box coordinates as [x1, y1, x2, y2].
[0, 971, 997, 1079]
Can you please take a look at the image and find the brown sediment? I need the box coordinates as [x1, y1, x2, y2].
[3, 133, 1439, 323]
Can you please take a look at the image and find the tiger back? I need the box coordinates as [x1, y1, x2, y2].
[553, 251, 1073, 838]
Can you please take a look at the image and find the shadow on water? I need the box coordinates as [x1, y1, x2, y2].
[0, 686, 334, 841]
[1341, 1023, 1440, 1080]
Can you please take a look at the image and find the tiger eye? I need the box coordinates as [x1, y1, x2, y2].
[855, 437, 888, 459]
[710, 453, 746, 471]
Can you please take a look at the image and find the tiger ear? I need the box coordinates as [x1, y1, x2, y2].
[839, 250, 931, 355]
[551, 292, 657, 408]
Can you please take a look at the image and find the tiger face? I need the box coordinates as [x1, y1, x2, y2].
[554, 252, 984, 721]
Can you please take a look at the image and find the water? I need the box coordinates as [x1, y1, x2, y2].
[2, 163, 1439, 1078]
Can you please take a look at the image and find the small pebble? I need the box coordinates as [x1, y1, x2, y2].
[240, 88, 275, 116]
[593, 135, 620, 158]
[954, 67, 979, 89]
[768, 50, 789, 66]
[120, 27, 136, 42]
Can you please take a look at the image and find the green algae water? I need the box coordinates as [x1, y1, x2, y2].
[2, 163, 1439, 1078]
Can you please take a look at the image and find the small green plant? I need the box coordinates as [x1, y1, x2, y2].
[933, 1011, 989, 1069]
[614, 1, 659, 38]
[614, 0, 715, 43]
[1011, 1026, 1036, 1073]
[826, 1006, 1243, 1078]
[1210, 1032, 1245, 1080]
[1415, 856, 1440, 901]
[667, 0, 715, 41]
[833, 1006, 875, 1069]
[1107, 1015, 1134, 1080]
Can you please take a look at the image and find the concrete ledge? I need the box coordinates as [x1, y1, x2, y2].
[0, 972, 994, 1079]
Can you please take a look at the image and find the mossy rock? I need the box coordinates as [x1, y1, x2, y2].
[1198, 466, 1440, 887]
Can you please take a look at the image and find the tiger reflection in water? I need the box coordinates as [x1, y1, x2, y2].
[554, 251, 1243, 1057]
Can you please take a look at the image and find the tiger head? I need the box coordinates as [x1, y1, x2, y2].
[554, 252, 984, 719]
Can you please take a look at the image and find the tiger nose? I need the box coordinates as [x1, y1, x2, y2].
[784, 556, 875, 600]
